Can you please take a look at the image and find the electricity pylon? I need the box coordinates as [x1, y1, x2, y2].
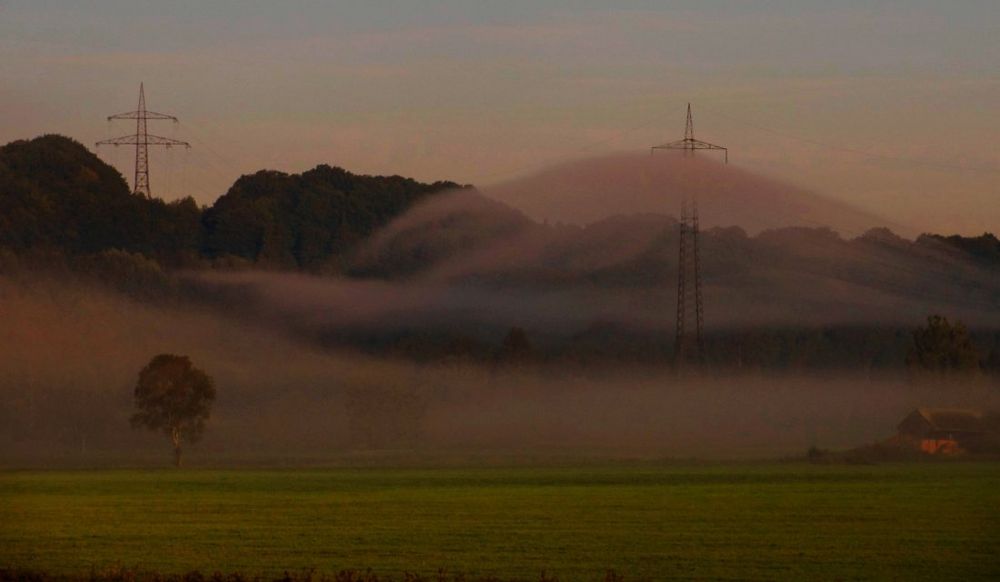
[97, 83, 190, 198]
[651, 104, 728, 369]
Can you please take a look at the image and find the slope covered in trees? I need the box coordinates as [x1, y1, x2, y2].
[202, 165, 465, 269]
[0, 135, 201, 265]
[0, 135, 465, 270]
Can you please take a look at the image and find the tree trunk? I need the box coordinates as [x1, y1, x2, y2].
[171, 427, 182, 468]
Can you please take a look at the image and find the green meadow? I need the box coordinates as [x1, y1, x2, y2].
[1, 463, 998, 580]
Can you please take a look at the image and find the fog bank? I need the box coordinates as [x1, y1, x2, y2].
[2, 276, 996, 466]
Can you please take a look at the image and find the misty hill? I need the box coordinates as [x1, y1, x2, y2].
[483, 152, 898, 237]
[347, 189, 533, 278]
[340, 191, 1000, 332]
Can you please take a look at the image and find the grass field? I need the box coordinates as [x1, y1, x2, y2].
[1, 463, 998, 580]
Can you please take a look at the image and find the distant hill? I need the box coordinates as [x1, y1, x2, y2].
[0, 135, 465, 269]
[482, 152, 899, 237]
[203, 165, 465, 270]
[0, 134, 201, 265]
[345, 192, 1000, 330]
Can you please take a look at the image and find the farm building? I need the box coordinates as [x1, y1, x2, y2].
[897, 408, 984, 454]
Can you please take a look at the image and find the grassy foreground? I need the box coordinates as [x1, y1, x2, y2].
[1, 463, 998, 580]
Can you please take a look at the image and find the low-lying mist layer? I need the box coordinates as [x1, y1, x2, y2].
[2, 276, 996, 466]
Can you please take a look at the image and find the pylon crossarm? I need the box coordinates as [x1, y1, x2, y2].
[686, 139, 727, 151]
[651, 140, 727, 152]
[651, 139, 728, 163]
[97, 134, 191, 147]
[106, 110, 179, 121]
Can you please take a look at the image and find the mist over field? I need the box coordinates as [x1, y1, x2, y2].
[1, 272, 997, 466]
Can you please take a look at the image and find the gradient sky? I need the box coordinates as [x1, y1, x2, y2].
[2, 1, 998, 234]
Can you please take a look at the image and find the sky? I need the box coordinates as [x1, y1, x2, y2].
[1, 0, 998, 234]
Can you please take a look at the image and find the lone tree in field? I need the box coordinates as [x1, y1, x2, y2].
[906, 315, 980, 375]
[131, 354, 216, 467]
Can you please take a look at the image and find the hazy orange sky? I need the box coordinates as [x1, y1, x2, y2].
[1, 1, 997, 234]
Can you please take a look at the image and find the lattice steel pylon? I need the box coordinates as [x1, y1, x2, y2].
[651, 104, 727, 369]
[97, 83, 190, 198]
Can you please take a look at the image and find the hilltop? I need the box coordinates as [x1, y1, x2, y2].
[0, 134, 466, 270]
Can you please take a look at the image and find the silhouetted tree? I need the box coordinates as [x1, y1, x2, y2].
[130, 354, 216, 467]
[906, 315, 980, 375]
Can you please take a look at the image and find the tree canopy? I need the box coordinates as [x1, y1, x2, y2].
[131, 354, 216, 467]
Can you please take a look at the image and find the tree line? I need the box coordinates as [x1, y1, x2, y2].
[329, 320, 1000, 375]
